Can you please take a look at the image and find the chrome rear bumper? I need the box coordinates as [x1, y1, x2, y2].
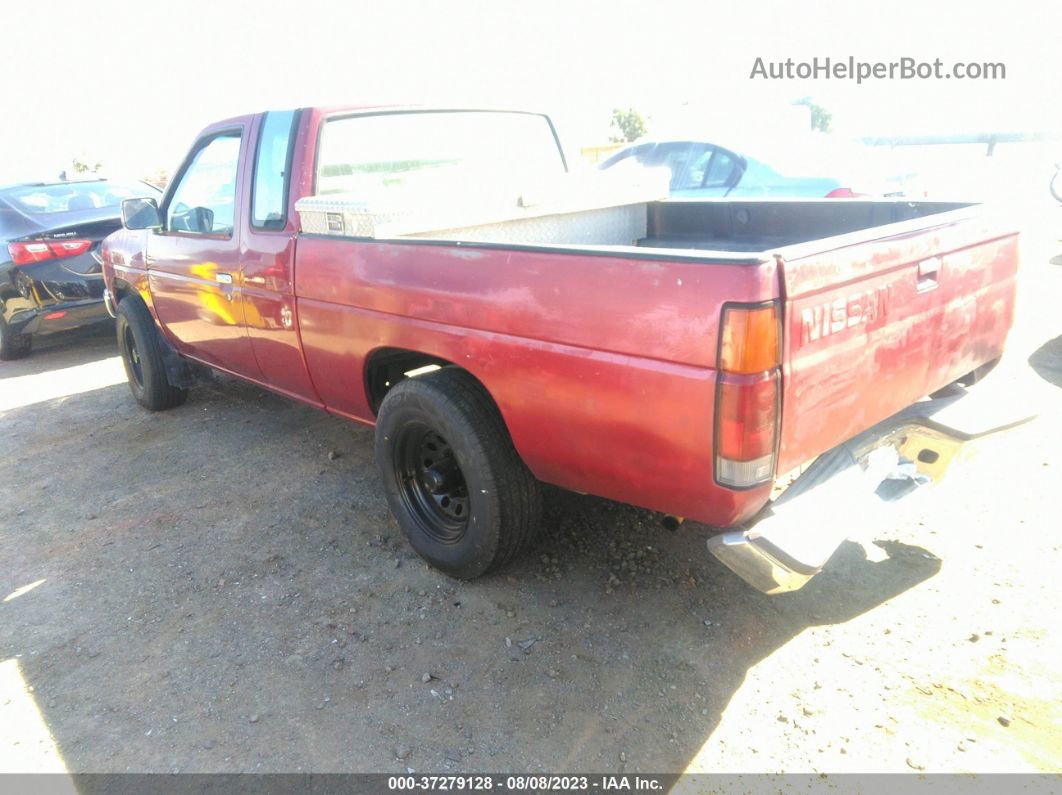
[103, 288, 117, 319]
[708, 385, 1035, 594]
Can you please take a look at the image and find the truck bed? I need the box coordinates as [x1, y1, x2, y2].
[292, 195, 1016, 527]
[640, 198, 973, 253]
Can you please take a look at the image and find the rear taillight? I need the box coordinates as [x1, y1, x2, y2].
[8, 240, 92, 266]
[720, 303, 781, 374]
[824, 187, 868, 198]
[715, 302, 781, 489]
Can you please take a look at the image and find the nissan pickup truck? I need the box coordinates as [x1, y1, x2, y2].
[100, 106, 1020, 593]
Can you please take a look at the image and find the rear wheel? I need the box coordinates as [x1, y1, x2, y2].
[374, 368, 541, 579]
[0, 315, 32, 360]
[116, 297, 187, 410]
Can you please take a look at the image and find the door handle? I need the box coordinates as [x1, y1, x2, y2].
[216, 272, 235, 301]
[916, 257, 940, 292]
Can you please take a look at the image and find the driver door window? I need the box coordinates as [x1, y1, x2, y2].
[166, 133, 241, 236]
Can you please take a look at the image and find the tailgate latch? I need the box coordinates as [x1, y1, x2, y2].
[917, 256, 941, 292]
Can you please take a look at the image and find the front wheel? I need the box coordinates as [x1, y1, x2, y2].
[374, 368, 541, 579]
[116, 297, 187, 410]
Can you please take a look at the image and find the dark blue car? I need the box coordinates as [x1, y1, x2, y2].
[599, 135, 912, 199]
[0, 178, 161, 359]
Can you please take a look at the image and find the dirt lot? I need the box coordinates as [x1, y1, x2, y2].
[2, 209, 1060, 776]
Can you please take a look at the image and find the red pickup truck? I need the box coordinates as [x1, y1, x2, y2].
[101, 106, 1019, 592]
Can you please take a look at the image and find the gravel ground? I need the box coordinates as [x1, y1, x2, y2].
[1, 209, 1060, 776]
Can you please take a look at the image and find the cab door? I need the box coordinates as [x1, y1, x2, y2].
[239, 110, 321, 403]
[146, 125, 262, 379]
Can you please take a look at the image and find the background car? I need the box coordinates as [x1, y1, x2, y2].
[598, 133, 916, 199]
[0, 177, 161, 359]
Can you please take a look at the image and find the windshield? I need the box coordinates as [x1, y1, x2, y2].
[1, 181, 159, 215]
[315, 111, 566, 197]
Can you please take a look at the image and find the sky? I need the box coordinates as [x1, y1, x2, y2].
[1, 0, 1058, 180]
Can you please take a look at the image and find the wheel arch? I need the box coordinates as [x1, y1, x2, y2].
[115, 285, 195, 391]
[112, 277, 134, 302]
[112, 277, 154, 311]
[362, 347, 525, 454]
[364, 346, 489, 416]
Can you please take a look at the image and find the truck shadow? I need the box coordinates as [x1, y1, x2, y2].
[1029, 334, 1062, 387]
[519, 486, 941, 769]
[0, 376, 942, 774]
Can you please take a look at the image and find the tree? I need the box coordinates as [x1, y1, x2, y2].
[609, 108, 647, 144]
[143, 168, 170, 189]
[793, 97, 832, 133]
[72, 152, 103, 174]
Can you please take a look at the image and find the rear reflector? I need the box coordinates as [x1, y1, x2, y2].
[8, 239, 93, 266]
[715, 373, 780, 489]
[719, 302, 780, 375]
[716, 453, 776, 488]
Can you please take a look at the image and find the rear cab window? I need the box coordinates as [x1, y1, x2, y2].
[314, 111, 567, 198]
[251, 110, 300, 229]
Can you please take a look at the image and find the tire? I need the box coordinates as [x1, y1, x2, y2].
[374, 367, 542, 579]
[0, 315, 32, 360]
[116, 297, 187, 410]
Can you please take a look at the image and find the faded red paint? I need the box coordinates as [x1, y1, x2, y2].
[101, 107, 1018, 529]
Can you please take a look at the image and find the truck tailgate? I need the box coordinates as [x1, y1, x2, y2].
[776, 209, 1019, 474]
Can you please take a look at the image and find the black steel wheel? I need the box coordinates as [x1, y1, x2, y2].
[375, 367, 541, 579]
[123, 324, 144, 389]
[116, 296, 187, 411]
[394, 425, 470, 543]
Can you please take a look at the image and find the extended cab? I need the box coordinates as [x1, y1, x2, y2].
[101, 106, 1019, 592]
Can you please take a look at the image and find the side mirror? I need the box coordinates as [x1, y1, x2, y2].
[121, 197, 162, 230]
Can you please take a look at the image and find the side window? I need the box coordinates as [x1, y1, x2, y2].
[651, 142, 713, 190]
[685, 147, 716, 187]
[702, 149, 738, 188]
[166, 132, 241, 236]
[251, 110, 298, 228]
